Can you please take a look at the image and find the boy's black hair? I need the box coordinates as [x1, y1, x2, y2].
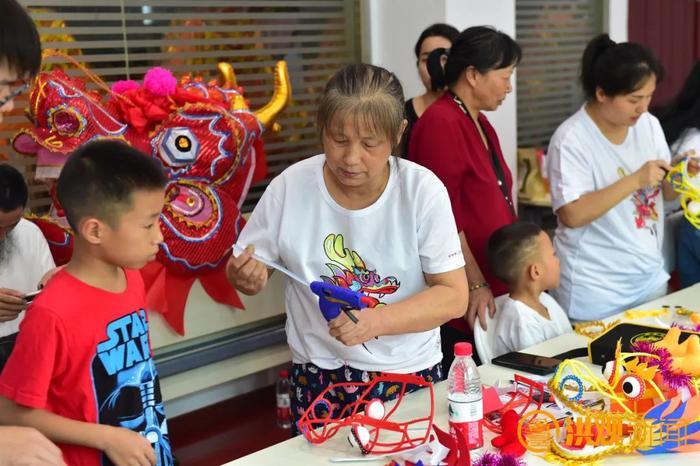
[56, 140, 167, 231]
[0, 163, 28, 212]
[0, 0, 41, 78]
[428, 26, 521, 90]
[580, 33, 662, 100]
[487, 222, 543, 285]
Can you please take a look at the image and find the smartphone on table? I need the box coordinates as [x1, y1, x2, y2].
[491, 351, 561, 376]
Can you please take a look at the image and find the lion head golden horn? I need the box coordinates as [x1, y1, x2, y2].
[254, 61, 291, 132]
[217, 62, 237, 88]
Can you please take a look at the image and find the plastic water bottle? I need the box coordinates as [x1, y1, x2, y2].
[447, 342, 483, 454]
[276, 369, 292, 429]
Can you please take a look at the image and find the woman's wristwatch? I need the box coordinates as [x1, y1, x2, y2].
[469, 282, 490, 292]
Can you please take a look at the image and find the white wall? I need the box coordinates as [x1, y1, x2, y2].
[361, 0, 447, 97]
[362, 0, 518, 184]
[149, 251, 289, 416]
[149, 273, 285, 347]
[605, 0, 629, 43]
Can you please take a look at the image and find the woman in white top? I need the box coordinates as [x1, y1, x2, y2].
[659, 61, 700, 288]
[226, 64, 469, 433]
[547, 34, 692, 321]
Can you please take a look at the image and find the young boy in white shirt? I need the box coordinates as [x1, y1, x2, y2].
[487, 222, 572, 358]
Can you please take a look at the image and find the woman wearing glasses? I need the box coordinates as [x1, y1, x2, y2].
[0, 2, 36, 122]
[0, 1, 66, 465]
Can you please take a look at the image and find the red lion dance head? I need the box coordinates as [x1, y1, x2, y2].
[13, 53, 290, 334]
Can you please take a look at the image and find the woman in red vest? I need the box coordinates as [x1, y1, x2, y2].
[408, 26, 520, 366]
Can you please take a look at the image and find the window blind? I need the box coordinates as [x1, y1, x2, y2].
[515, 0, 602, 148]
[4, 0, 360, 213]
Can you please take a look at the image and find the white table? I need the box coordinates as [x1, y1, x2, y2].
[225, 284, 700, 465]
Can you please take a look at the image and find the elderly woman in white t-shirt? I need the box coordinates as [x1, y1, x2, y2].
[226, 64, 469, 434]
[547, 34, 697, 321]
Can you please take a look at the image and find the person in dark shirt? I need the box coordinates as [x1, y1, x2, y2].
[399, 23, 458, 158]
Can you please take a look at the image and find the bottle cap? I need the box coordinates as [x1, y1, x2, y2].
[279, 369, 289, 378]
[454, 342, 472, 357]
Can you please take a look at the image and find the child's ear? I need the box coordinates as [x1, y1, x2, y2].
[79, 217, 107, 245]
[528, 263, 541, 281]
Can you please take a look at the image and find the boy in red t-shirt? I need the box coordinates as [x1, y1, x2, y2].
[0, 140, 173, 466]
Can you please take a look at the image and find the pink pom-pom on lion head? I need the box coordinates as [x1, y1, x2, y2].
[111, 80, 140, 94]
[143, 67, 177, 96]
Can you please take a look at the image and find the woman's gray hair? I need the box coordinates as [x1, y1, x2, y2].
[317, 64, 405, 153]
